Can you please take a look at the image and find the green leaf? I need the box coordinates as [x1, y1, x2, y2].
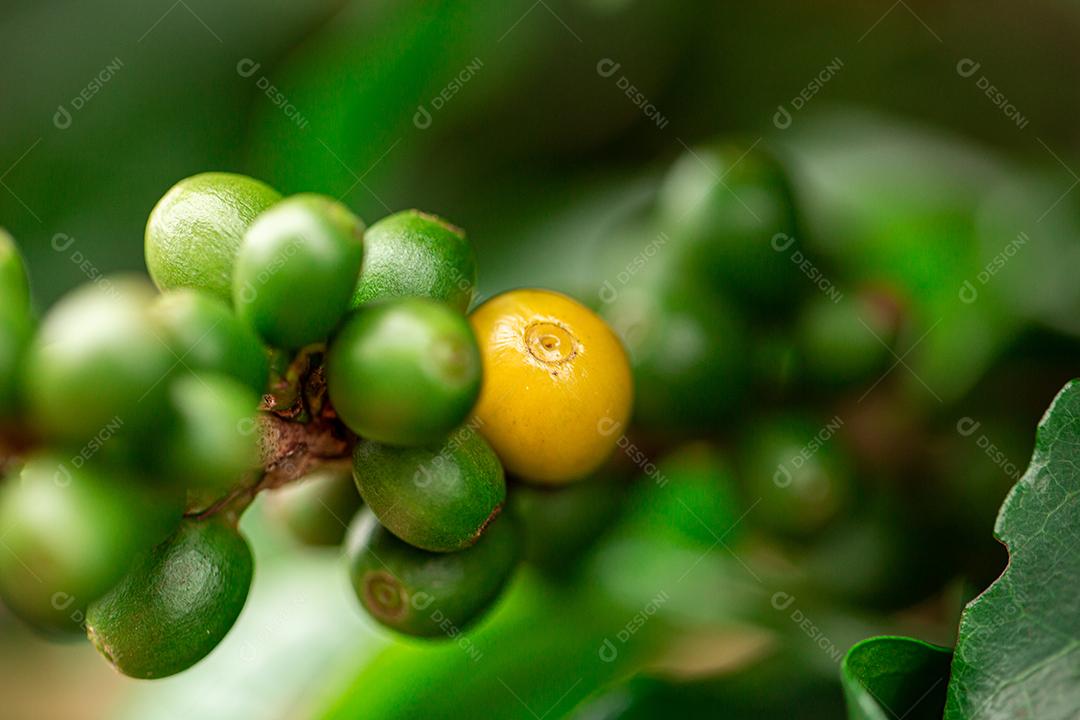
[841, 636, 952, 720]
[945, 379, 1080, 719]
[315, 574, 663, 720]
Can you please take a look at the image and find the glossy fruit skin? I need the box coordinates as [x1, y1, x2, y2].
[327, 298, 481, 446]
[0, 228, 30, 313]
[603, 280, 746, 433]
[657, 141, 801, 309]
[145, 172, 281, 303]
[264, 467, 362, 547]
[163, 373, 260, 499]
[740, 415, 852, 538]
[151, 289, 268, 394]
[234, 194, 365, 349]
[85, 518, 254, 679]
[346, 508, 519, 637]
[470, 289, 633, 484]
[0, 300, 32, 419]
[512, 473, 626, 577]
[25, 278, 175, 443]
[0, 455, 182, 635]
[353, 425, 505, 552]
[351, 210, 476, 313]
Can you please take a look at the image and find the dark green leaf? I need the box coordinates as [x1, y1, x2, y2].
[945, 379, 1080, 719]
[841, 636, 951, 720]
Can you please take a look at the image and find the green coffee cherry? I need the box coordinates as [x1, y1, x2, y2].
[233, 194, 365, 349]
[163, 373, 260, 498]
[351, 210, 476, 312]
[0, 228, 31, 313]
[327, 298, 482, 446]
[0, 455, 182, 635]
[512, 473, 626, 577]
[145, 172, 282, 303]
[86, 518, 253, 679]
[796, 289, 899, 387]
[0, 232, 32, 416]
[604, 281, 746, 432]
[151, 289, 268, 394]
[25, 278, 175, 443]
[740, 415, 852, 537]
[264, 467, 362, 547]
[0, 307, 32, 420]
[346, 509, 519, 637]
[353, 426, 505, 552]
[658, 141, 800, 308]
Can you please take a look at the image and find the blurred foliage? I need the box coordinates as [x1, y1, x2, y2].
[4, 0, 1080, 718]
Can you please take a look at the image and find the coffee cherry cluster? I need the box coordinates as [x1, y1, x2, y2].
[0, 172, 632, 678]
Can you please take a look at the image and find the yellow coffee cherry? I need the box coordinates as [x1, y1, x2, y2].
[469, 289, 633, 483]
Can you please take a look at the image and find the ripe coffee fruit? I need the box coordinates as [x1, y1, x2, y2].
[469, 289, 632, 483]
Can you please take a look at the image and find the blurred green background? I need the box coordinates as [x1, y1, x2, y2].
[3, 0, 1080, 718]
